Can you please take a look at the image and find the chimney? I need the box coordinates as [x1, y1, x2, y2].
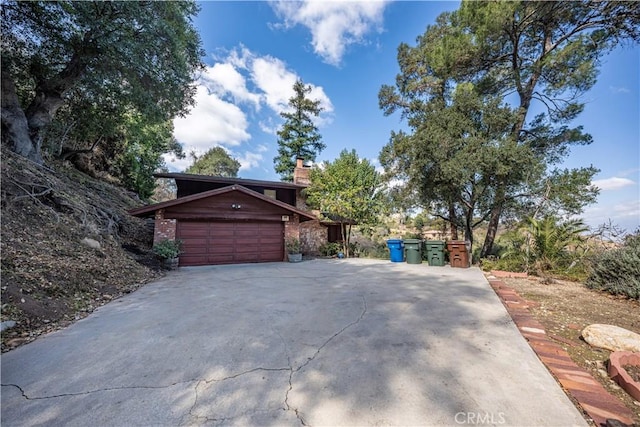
[293, 157, 311, 185]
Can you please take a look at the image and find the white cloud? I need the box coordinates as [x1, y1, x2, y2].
[169, 46, 334, 172]
[592, 177, 636, 191]
[200, 63, 261, 108]
[250, 54, 334, 120]
[251, 55, 300, 113]
[162, 152, 192, 173]
[613, 199, 640, 218]
[581, 198, 640, 232]
[235, 151, 264, 171]
[173, 86, 251, 150]
[609, 85, 630, 94]
[271, 0, 389, 66]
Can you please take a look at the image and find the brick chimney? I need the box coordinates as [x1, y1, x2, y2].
[293, 158, 311, 185]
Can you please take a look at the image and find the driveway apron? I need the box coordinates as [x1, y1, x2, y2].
[1, 259, 587, 426]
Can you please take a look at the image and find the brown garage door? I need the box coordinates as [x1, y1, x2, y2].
[176, 221, 284, 266]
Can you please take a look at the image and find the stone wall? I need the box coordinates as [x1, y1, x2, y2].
[300, 220, 327, 255]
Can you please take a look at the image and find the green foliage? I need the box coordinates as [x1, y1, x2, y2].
[586, 232, 640, 300]
[305, 149, 385, 257]
[358, 242, 389, 260]
[496, 216, 589, 277]
[185, 147, 240, 177]
[274, 79, 325, 181]
[380, 79, 520, 249]
[152, 239, 183, 260]
[114, 113, 184, 199]
[285, 237, 301, 254]
[379, 0, 638, 257]
[319, 242, 342, 257]
[1, 0, 202, 191]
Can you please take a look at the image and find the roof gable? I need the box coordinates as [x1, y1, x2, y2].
[129, 184, 316, 221]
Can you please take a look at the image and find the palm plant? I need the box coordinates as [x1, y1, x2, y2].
[522, 216, 589, 275]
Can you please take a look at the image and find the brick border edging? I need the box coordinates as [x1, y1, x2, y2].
[487, 276, 635, 427]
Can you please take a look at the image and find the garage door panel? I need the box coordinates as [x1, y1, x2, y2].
[211, 237, 235, 245]
[209, 245, 231, 254]
[235, 237, 260, 246]
[179, 255, 209, 266]
[181, 237, 208, 247]
[178, 228, 207, 238]
[210, 228, 235, 237]
[261, 236, 282, 244]
[207, 254, 235, 264]
[236, 253, 260, 262]
[177, 220, 284, 266]
[236, 227, 260, 237]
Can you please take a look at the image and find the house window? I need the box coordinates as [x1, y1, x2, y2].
[264, 189, 276, 199]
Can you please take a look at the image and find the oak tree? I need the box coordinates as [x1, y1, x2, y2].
[1, 0, 203, 171]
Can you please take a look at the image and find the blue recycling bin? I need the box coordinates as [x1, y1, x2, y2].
[386, 239, 405, 262]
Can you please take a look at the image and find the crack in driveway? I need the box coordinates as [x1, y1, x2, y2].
[1, 381, 194, 400]
[3, 294, 368, 427]
[284, 294, 368, 426]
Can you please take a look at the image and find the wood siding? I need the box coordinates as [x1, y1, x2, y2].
[163, 191, 291, 221]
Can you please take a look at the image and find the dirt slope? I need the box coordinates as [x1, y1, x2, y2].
[1, 147, 162, 352]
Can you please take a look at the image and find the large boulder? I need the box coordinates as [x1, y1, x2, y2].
[581, 324, 640, 352]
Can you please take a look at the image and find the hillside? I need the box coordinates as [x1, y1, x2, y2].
[1, 147, 162, 352]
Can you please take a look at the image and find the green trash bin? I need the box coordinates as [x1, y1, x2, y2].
[425, 240, 445, 266]
[403, 239, 423, 264]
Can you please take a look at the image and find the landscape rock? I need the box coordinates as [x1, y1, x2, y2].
[0, 320, 16, 332]
[80, 237, 101, 250]
[581, 324, 640, 352]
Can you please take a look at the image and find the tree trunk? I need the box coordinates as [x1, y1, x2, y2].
[1, 75, 42, 163]
[449, 202, 459, 240]
[481, 185, 505, 257]
[464, 211, 474, 249]
[3, 49, 87, 163]
[25, 89, 66, 147]
[340, 222, 348, 257]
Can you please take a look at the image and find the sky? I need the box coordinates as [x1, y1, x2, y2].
[166, 0, 640, 233]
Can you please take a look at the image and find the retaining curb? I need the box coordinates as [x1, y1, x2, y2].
[487, 276, 635, 426]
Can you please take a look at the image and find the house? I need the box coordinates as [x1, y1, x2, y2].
[129, 159, 344, 266]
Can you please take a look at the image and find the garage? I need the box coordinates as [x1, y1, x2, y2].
[177, 220, 284, 266]
[128, 184, 316, 266]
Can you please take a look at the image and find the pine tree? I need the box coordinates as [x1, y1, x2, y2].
[274, 79, 325, 181]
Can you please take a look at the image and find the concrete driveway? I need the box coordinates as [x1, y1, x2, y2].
[2, 259, 586, 427]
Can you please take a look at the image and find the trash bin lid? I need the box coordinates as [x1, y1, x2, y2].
[386, 239, 403, 244]
[403, 239, 422, 244]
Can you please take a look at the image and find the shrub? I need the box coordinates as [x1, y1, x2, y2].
[152, 239, 182, 259]
[586, 238, 640, 299]
[359, 242, 389, 259]
[285, 237, 301, 254]
[319, 242, 342, 256]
